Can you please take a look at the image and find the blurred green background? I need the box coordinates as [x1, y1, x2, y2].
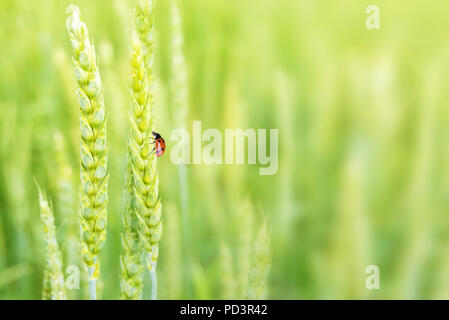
[2, 0, 449, 299]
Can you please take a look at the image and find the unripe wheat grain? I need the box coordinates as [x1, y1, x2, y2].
[66, 5, 108, 300]
[37, 183, 66, 300]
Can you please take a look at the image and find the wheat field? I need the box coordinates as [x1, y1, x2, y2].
[1, 0, 449, 299]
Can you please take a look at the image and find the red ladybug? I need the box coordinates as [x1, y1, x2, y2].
[149, 131, 166, 157]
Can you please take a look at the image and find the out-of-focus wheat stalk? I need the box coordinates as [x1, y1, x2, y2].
[53, 132, 80, 299]
[1, 107, 34, 293]
[235, 200, 254, 299]
[219, 242, 236, 299]
[162, 203, 182, 299]
[274, 71, 296, 247]
[170, 1, 188, 128]
[128, 32, 162, 300]
[328, 151, 369, 299]
[52, 48, 79, 140]
[53, 132, 78, 266]
[36, 183, 66, 300]
[247, 221, 271, 299]
[169, 0, 192, 297]
[66, 5, 109, 300]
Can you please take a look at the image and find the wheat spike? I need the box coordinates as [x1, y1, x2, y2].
[135, 0, 156, 76]
[37, 183, 66, 300]
[66, 5, 108, 300]
[128, 31, 162, 300]
[120, 161, 145, 300]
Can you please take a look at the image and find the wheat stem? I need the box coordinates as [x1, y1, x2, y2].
[88, 266, 96, 300]
[170, 1, 192, 297]
[149, 252, 157, 300]
[170, 1, 188, 127]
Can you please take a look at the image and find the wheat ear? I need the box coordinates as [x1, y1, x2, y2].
[247, 221, 271, 299]
[135, 0, 156, 75]
[66, 5, 108, 300]
[128, 31, 162, 300]
[42, 270, 52, 300]
[133, 0, 162, 300]
[36, 183, 66, 300]
[120, 161, 145, 300]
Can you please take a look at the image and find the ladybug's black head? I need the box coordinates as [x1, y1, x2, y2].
[152, 131, 162, 139]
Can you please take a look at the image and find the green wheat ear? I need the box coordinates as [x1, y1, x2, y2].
[133, 0, 162, 300]
[128, 32, 162, 299]
[36, 182, 66, 300]
[65, 4, 108, 300]
[247, 221, 271, 299]
[135, 0, 156, 76]
[120, 161, 144, 300]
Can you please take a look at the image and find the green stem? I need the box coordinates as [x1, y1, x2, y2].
[148, 252, 157, 300]
[150, 269, 157, 300]
[178, 164, 192, 297]
[88, 267, 96, 300]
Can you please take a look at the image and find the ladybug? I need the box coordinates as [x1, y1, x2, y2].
[149, 131, 166, 157]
